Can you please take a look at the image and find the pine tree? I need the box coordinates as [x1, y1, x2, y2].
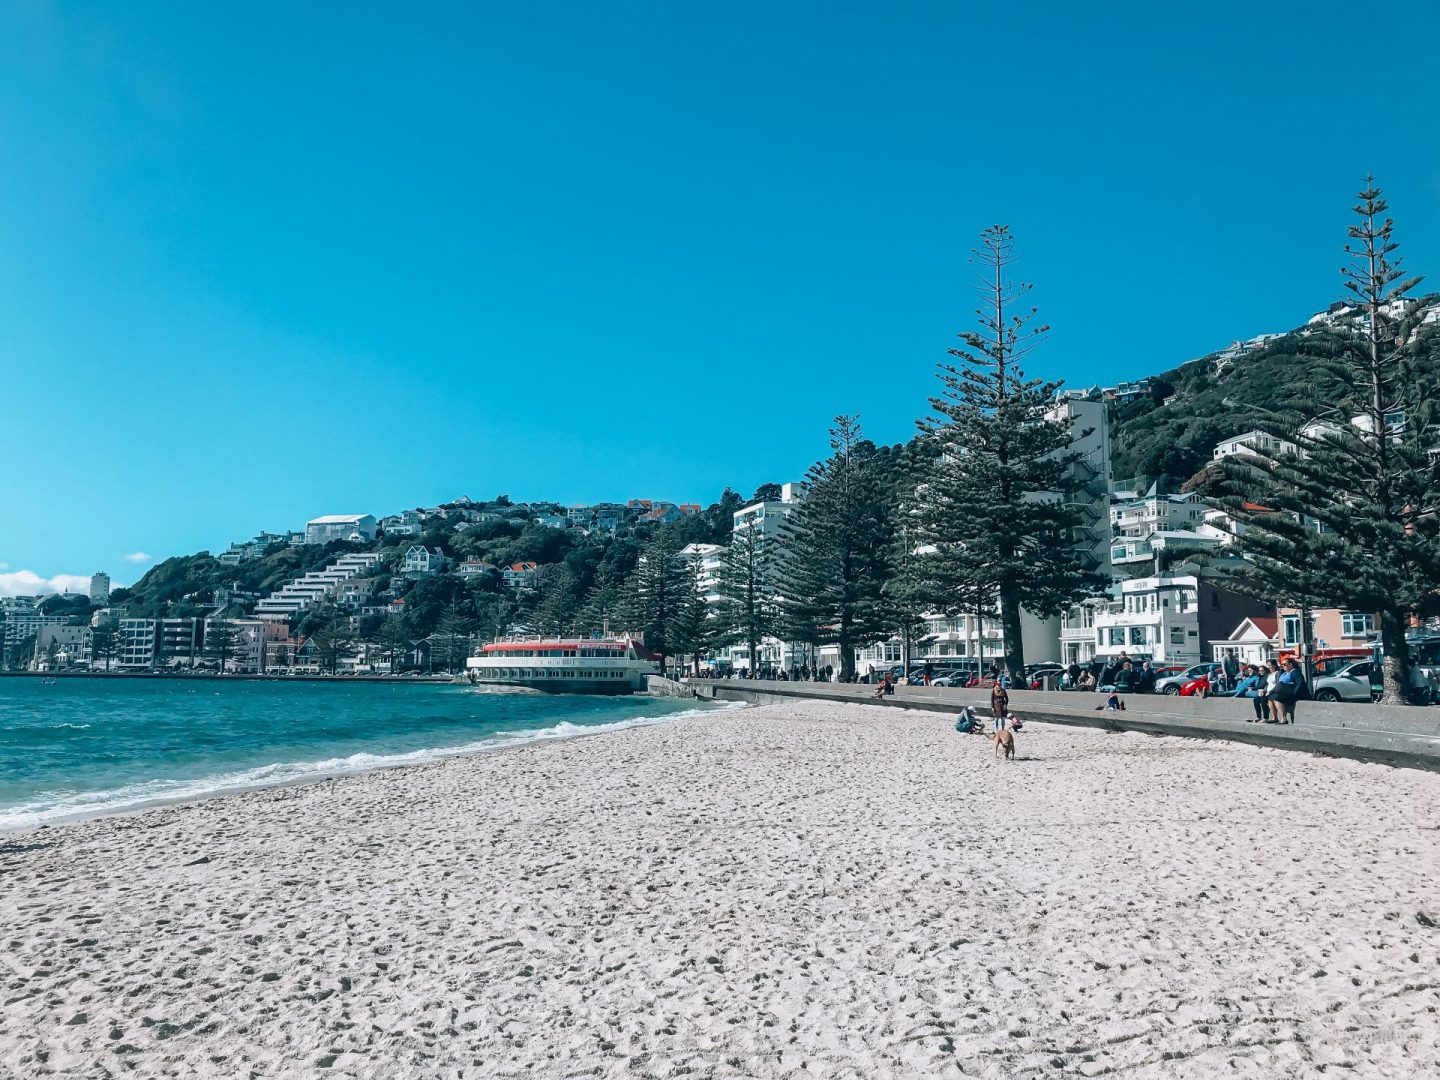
[430, 603, 472, 674]
[775, 416, 899, 681]
[913, 225, 1106, 681]
[619, 538, 686, 673]
[1212, 179, 1440, 703]
[377, 614, 413, 672]
[669, 557, 722, 675]
[716, 521, 777, 675]
[577, 563, 624, 634]
[202, 621, 240, 673]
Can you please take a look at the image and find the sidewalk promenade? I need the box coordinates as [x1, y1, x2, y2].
[688, 680, 1440, 772]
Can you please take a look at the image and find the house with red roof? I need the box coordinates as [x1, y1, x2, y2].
[501, 561, 539, 589]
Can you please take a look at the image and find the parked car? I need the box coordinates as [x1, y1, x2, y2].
[1155, 662, 1222, 696]
[931, 670, 969, 687]
[1025, 662, 1065, 688]
[1312, 660, 1381, 703]
[1179, 674, 1210, 697]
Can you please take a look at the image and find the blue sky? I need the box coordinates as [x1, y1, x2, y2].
[2, 1, 1438, 593]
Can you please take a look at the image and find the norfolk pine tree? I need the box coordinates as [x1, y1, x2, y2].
[716, 519, 777, 674]
[775, 416, 899, 681]
[619, 538, 686, 673]
[669, 557, 721, 675]
[1212, 179, 1440, 704]
[914, 226, 1106, 682]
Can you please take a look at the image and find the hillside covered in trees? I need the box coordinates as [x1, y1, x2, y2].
[1107, 295, 1440, 486]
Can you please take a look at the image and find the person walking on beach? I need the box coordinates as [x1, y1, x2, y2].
[990, 679, 1009, 728]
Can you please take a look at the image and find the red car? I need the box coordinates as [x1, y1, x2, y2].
[1179, 674, 1210, 697]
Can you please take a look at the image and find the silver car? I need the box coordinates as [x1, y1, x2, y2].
[1311, 660, 1379, 703]
[1154, 662, 1221, 696]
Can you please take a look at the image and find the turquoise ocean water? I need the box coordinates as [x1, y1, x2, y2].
[0, 678, 721, 830]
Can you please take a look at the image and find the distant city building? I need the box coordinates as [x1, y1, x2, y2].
[89, 572, 111, 605]
[305, 514, 377, 545]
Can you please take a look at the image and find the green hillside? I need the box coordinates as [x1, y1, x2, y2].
[1108, 296, 1440, 486]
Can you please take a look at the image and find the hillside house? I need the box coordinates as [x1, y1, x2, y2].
[502, 561, 539, 589]
[403, 545, 448, 576]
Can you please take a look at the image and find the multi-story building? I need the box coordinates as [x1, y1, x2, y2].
[89, 572, 111, 605]
[1110, 488, 1210, 538]
[34, 624, 92, 669]
[402, 545, 448, 576]
[1089, 574, 1272, 666]
[253, 552, 385, 619]
[305, 514, 377, 545]
[0, 598, 71, 669]
[678, 543, 726, 605]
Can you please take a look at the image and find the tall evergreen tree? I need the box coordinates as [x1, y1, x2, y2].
[775, 416, 899, 681]
[619, 537, 686, 672]
[1211, 179, 1440, 703]
[912, 225, 1105, 681]
[669, 556, 723, 675]
[202, 621, 240, 672]
[577, 562, 624, 634]
[429, 603, 472, 674]
[716, 521, 777, 674]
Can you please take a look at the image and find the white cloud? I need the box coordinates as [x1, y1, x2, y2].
[122, 552, 152, 564]
[0, 571, 94, 598]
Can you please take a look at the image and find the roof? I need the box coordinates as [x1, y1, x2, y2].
[308, 514, 372, 525]
[507, 561, 538, 572]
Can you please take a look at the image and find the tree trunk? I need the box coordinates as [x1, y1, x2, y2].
[838, 611, 855, 681]
[1000, 587, 1026, 684]
[1378, 609, 1410, 705]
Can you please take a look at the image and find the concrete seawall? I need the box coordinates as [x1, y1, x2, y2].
[687, 680, 1440, 772]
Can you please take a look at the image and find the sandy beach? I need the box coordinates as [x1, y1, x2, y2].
[2, 700, 1437, 1079]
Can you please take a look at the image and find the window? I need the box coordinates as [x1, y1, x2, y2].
[1170, 627, 1185, 645]
[1129, 627, 1149, 645]
[1340, 612, 1375, 638]
[1107, 628, 1125, 646]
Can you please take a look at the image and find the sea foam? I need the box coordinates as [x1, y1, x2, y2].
[0, 702, 737, 831]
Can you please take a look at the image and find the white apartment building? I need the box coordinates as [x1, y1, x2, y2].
[305, 514, 377, 545]
[724, 484, 806, 671]
[1110, 488, 1209, 538]
[89, 572, 111, 604]
[254, 552, 385, 618]
[678, 542, 726, 604]
[1093, 575, 1204, 664]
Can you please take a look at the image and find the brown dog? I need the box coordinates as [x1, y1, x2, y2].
[990, 728, 1015, 761]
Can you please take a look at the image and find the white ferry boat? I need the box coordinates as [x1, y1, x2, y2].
[465, 635, 659, 694]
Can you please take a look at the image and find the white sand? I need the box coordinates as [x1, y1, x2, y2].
[2, 700, 1438, 1079]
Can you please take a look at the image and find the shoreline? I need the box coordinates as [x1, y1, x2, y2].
[1, 698, 741, 837]
[0, 670, 458, 683]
